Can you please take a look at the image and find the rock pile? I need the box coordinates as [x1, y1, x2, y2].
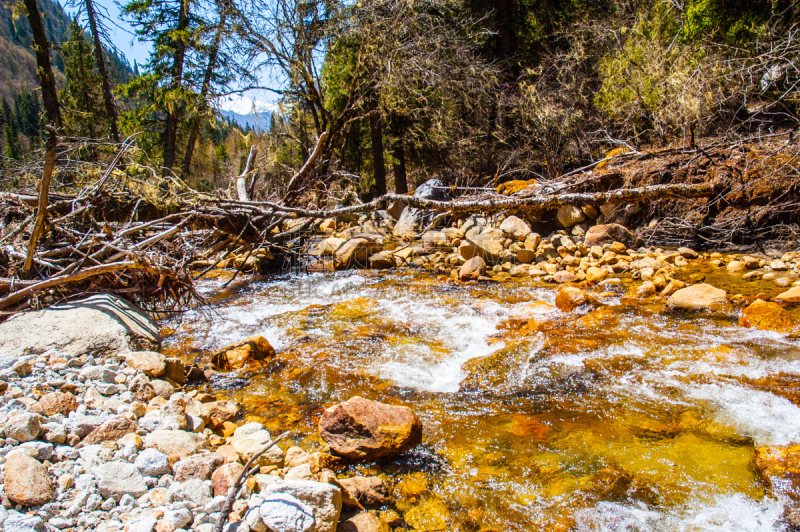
[0, 298, 421, 532]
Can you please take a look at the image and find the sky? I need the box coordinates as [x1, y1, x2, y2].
[70, 0, 279, 114]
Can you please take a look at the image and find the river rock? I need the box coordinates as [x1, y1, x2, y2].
[261, 480, 342, 532]
[5, 412, 43, 442]
[144, 429, 208, 459]
[232, 429, 284, 466]
[555, 287, 598, 312]
[150, 379, 175, 399]
[82, 415, 139, 445]
[338, 512, 390, 532]
[368, 252, 395, 270]
[458, 236, 504, 265]
[776, 286, 800, 304]
[212, 462, 244, 496]
[259, 493, 316, 532]
[38, 391, 78, 417]
[95, 461, 149, 500]
[666, 284, 731, 313]
[586, 267, 608, 283]
[4, 515, 46, 532]
[211, 335, 275, 371]
[0, 294, 160, 359]
[338, 476, 388, 508]
[727, 260, 747, 274]
[584, 224, 643, 249]
[499, 216, 532, 241]
[167, 478, 213, 507]
[314, 237, 346, 257]
[124, 351, 166, 377]
[553, 271, 577, 284]
[135, 448, 172, 477]
[319, 396, 423, 461]
[739, 299, 795, 333]
[173, 452, 225, 481]
[557, 205, 585, 228]
[163, 357, 187, 384]
[4, 451, 54, 506]
[333, 237, 383, 270]
[392, 179, 454, 239]
[458, 257, 486, 281]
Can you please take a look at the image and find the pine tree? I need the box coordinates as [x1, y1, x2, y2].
[3, 123, 19, 160]
[61, 21, 103, 138]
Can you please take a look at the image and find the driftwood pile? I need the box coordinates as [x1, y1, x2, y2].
[1, 136, 746, 318]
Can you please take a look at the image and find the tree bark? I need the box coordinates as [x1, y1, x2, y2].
[23, 0, 61, 128]
[369, 97, 387, 196]
[163, 0, 190, 176]
[181, 10, 226, 178]
[392, 140, 408, 194]
[23, 128, 57, 274]
[84, 0, 120, 142]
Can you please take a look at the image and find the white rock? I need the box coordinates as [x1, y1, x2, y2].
[135, 448, 171, 477]
[232, 430, 283, 467]
[94, 461, 149, 501]
[0, 294, 160, 359]
[259, 493, 315, 532]
[125, 516, 158, 532]
[167, 479, 213, 508]
[4, 514, 46, 532]
[260, 480, 342, 532]
[232, 422, 264, 439]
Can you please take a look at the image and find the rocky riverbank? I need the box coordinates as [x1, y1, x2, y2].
[0, 295, 423, 532]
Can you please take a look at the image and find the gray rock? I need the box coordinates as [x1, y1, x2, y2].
[0, 294, 160, 359]
[135, 448, 171, 477]
[4, 514, 46, 532]
[167, 479, 213, 508]
[260, 480, 342, 532]
[259, 493, 315, 532]
[162, 508, 193, 530]
[94, 461, 149, 501]
[19, 441, 53, 460]
[67, 413, 104, 436]
[79, 366, 116, 383]
[392, 179, 454, 239]
[125, 516, 157, 532]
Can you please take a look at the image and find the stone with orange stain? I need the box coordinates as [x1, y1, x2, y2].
[555, 286, 599, 312]
[497, 179, 539, 195]
[319, 396, 422, 461]
[739, 299, 795, 333]
[211, 335, 275, 371]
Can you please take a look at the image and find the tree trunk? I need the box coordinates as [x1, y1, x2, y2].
[369, 97, 386, 196]
[181, 11, 225, 178]
[23, 0, 61, 128]
[84, 0, 120, 142]
[163, 0, 190, 176]
[392, 141, 408, 194]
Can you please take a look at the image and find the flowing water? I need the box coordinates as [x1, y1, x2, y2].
[164, 268, 800, 531]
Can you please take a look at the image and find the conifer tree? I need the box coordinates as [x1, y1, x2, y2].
[61, 21, 103, 138]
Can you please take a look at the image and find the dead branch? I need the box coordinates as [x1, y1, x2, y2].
[281, 131, 328, 203]
[236, 145, 259, 202]
[23, 129, 57, 274]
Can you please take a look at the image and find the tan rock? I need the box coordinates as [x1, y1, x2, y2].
[320, 219, 337, 232]
[338, 476, 388, 508]
[499, 216, 532, 241]
[660, 279, 686, 297]
[173, 452, 225, 482]
[458, 236, 504, 265]
[553, 271, 577, 284]
[776, 286, 800, 304]
[523, 233, 541, 252]
[557, 205, 585, 228]
[144, 429, 208, 459]
[585, 267, 608, 284]
[4, 451, 54, 506]
[82, 416, 139, 446]
[458, 256, 486, 281]
[163, 358, 186, 384]
[211, 336, 275, 371]
[555, 287, 598, 312]
[285, 446, 311, 468]
[368, 252, 395, 270]
[338, 512, 390, 532]
[202, 400, 239, 425]
[584, 224, 643, 249]
[314, 237, 346, 257]
[727, 261, 747, 274]
[211, 461, 244, 497]
[678, 247, 698, 259]
[740, 299, 795, 333]
[666, 284, 731, 313]
[636, 281, 657, 298]
[333, 237, 382, 270]
[125, 351, 166, 377]
[38, 392, 78, 417]
[516, 249, 535, 264]
[319, 396, 423, 461]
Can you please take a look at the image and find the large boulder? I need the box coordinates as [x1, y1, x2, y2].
[211, 335, 275, 371]
[392, 179, 454, 239]
[4, 451, 54, 506]
[319, 396, 422, 461]
[333, 237, 383, 270]
[666, 284, 731, 313]
[261, 480, 342, 532]
[584, 224, 643, 249]
[0, 294, 160, 358]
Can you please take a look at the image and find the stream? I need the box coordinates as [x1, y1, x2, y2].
[164, 268, 800, 531]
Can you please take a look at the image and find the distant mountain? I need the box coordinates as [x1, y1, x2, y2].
[0, 0, 132, 102]
[217, 109, 272, 131]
